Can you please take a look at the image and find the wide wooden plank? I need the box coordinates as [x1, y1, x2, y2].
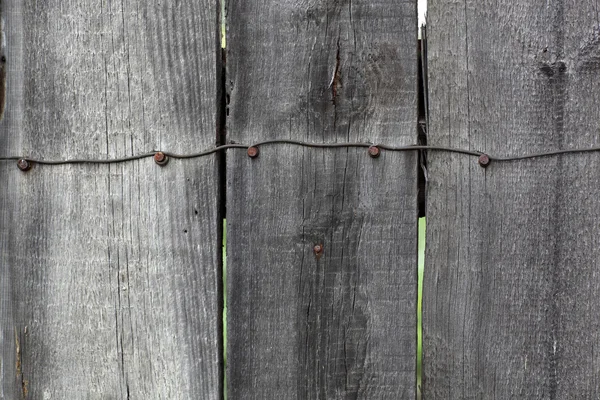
[0, 1, 222, 398]
[226, 0, 418, 398]
[424, 0, 600, 398]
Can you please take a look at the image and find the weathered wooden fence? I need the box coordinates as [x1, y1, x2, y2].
[423, 0, 600, 398]
[0, 1, 222, 398]
[1, 0, 598, 398]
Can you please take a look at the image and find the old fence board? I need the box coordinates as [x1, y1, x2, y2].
[424, 0, 600, 398]
[226, 0, 418, 398]
[0, 1, 221, 398]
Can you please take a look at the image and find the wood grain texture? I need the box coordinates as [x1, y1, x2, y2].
[226, 0, 417, 398]
[0, 1, 222, 398]
[424, 0, 600, 398]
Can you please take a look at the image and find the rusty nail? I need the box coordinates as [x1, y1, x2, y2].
[17, 159, 31, 171]
[313, 244, 324, 260]
[247, 146, 259, 158]
[478, 154, 491, 168]
[154, 152, 169, 166]
[368, 146, 381, 158]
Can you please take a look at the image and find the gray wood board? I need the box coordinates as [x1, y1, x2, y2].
[0, 1, 222, 398]
[423, 0, 600, 398]
[226, 0, 418, 398]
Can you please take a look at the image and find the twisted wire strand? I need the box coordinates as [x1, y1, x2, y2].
[0, 139, 599, 165]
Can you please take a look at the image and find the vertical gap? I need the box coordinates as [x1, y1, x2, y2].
[219, 0, 228, 399]
[417, 2, 427, 397]
[218, 5, 227, 220]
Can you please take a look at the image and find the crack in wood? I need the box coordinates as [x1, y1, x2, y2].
[331, 37, 342, 105]
[15, 327, 28, 398]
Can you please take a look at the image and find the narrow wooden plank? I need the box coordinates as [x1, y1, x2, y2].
[226, 0, 418, 398]
[0, 1, 222, 398]
[424, 1, 600, 398]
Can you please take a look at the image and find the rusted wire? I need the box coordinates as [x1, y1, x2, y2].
[1, 139, 599, 166]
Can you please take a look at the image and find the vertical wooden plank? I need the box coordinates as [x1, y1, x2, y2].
[0, 1, 222, 398]
[226, 0, 418, 398]
[424, 0, 600, 398]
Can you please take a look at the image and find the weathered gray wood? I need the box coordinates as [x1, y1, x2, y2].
[226, 0, 418, 398]
[424, 1, 600, 398]
[0, 1, 222, 398]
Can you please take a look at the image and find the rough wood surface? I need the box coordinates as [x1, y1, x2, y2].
[226, 0, 417, 398]
[0, 1, 221, 398]
[424, 1, 600, 398]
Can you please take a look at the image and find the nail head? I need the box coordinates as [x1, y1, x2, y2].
[247, 146, 259, 158]
[154, 152, 169, 166]
[368, 146, 381, 158]
[17, 159, 31, 171]
[313, 244, 323, 254]
[478, 154, 491, 168]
